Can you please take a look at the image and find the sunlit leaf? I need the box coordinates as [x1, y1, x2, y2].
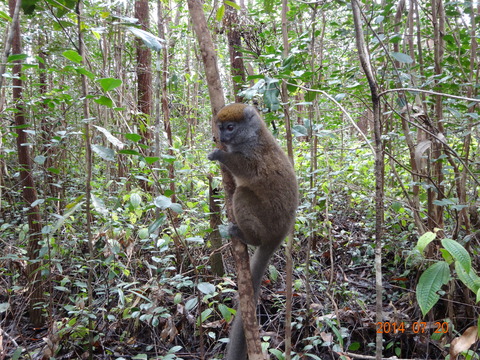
[98, 78, 122, 92]
[62, 50, 82, 64]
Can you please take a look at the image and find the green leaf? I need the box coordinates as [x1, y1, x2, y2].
[154, 195, 172, 210]
[33, 155, 46, 165]
[391, 52, 414, 64]
[93, 125, 124, 148]
[145, 156, 160, 164]
[415, 231, 436, 253]
[91, 194, 108, 216]
[11, 347, 23, 360]
[138, 228, 149, 240]
[199, 308, 213, 323]
[22, 0, 37, 14]
[118, 149, 140, 155]
[94, 95, 113, 108]
[98, 78, 122, 92]
[7, 54, 28, 62]
[441, 238, 471, 272]
[62, 50, 83, 64]
[125, 133, 142, 142]
[455, 261, 480, 294]
[292, 124, 308, 137]
[225, 1, 241, 10]
[198, 282, 216, 295]
[416, 261, 450, 316]
[0, 11, 12, 22]
[130, 193, 142, 208]
[132, 355, 148, 360]
[127, 27, 164, 52]
[170, 203, 183, 214]
[216, 5, 225, 22]
[74, 67, 95, 80]
[264, 78, 280, 111]
[264, 0, 274, 13]
[0, 302, 10, 313]
[91, 144, 115, 161]
[218, 303, 233, 322]
[185, 297, 198, 311]
[148, 215, 166, 234]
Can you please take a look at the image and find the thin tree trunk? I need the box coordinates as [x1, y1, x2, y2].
[76, 1, 94, 358]
[280, 1, 295, 359]
[158, 0, 176, 203]
[187, 1, 263, 358]
[10, 0, 45, 328]
[135, 0, 153, 143]
[351, 1, 384, 359]
[224, 0, 245, 102]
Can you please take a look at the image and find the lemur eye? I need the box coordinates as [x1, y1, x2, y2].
[226, 124, 235, 131]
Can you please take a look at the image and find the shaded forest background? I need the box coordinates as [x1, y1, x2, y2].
[0, 0, 479, 359]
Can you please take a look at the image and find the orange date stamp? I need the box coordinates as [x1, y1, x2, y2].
[376, 321, 449, 334]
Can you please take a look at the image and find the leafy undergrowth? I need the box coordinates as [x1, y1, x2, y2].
[1, 201, 479, 360]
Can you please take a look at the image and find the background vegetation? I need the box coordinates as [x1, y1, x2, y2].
[0, 0, 479, 359]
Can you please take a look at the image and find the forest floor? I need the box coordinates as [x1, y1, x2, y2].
[1, 208, 477, 360]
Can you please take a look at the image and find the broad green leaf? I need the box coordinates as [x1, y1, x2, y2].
[130, 193, 142, 208]
[416, 261, 450, 316]
[125, 133, 142, 142]
[91, 144, 115, 161]
[415, 231, 436, 253]
[225, 1, 241, 10]
[0, 11, 12, 22]
[292, 124, 308, 137]
[7, 54, 28, 62]
[199, 308, 213, 323]
[391, 51, 414, 64]
[74, 67, 95, 80]
[148, 215, 166, 234]
[154, 195, 172, 209]
[264, 78, 280, 111]
[93, 125, 124, 148]
[62, 50, 82, 64]
[170, 203, 183, 214]
[216, 5, 225, 22]
[185, 297, 198, 311]
[98, 78, 122, 92]
[442, 238, 471, 272]
[145, 156, 160, 164]
[119, 149, 140, 155]
[138, 228, 149, 240]
[33, 155, 46, 165]
[94, 95, 113, 108]
[218, 304, 233, 322]
[198, 282, 216, 295]
[455, 261, 480, 294]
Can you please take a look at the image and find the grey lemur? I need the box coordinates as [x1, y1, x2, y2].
[208, 103, 298, 360]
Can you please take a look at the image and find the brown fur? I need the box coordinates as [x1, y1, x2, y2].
[208, 104, 298, 360]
